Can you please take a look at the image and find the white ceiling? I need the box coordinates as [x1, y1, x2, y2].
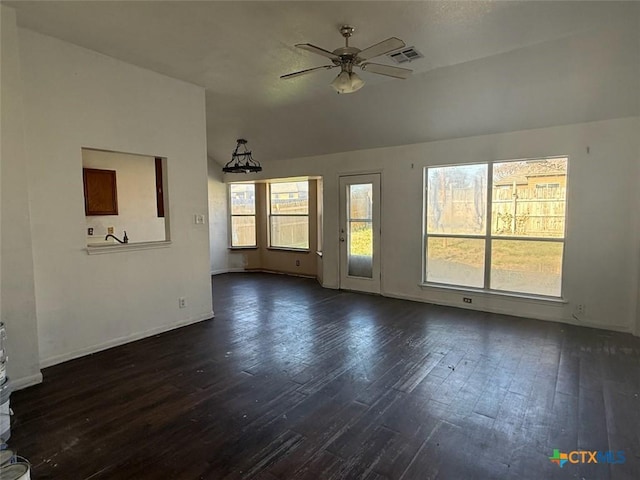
[6, 1, 640, 165]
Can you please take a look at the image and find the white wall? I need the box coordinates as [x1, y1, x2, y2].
[230, 117, 640, 335]
[18, 28, 212, 367]
[207, 157, 230, 274]
[637, 145, 640, 336]
[637, 249, 640, 336]
[83, 149, 165, 243]
[0, 6, 42, 388]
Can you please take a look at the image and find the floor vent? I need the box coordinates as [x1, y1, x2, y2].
[388, 47, 424, 64]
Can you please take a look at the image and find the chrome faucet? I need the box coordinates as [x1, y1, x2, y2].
[105, 231, 129, 244]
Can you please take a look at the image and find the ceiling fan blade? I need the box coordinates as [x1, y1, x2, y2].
[295, 43, 340, 61]
[280, 65, 335, 80]
[360, 62, 412, 79]
[357, 37, 405, 61]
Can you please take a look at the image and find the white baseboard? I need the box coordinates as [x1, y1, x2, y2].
[10, 372, 43, 391]
[210, 268, 245, 275]
[219, 268, 319, 280]
[382, 290, 632, 334]
[210, 267, 249, 276]
[40, 311, 214, 369]
[211, 268, 229, 275]
[562, 317, 631, 334]
[245, 268, 317, 279]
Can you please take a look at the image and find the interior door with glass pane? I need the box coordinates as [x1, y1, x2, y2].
[339, 174, 381, 293]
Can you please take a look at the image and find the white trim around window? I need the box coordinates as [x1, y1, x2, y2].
[268, 181, 310, 250]
[229, 183, 257, 248]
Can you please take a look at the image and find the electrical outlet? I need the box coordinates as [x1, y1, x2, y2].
[194, 214, 205, 224]
[107, 226, 114, 234]
[296, 260, 300, 267]
[88, 227, 94, 236]
[574, 303, 586, 316]
[463, 297, 472, 304]
[178, 297, 186, 308]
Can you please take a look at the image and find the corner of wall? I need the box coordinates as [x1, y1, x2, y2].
[10, 372, 43, 392]
[1, 4, 42, 386]
[208, 156, 230, 274]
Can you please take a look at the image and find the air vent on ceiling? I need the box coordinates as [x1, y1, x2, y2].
[387, 47, 423, 64]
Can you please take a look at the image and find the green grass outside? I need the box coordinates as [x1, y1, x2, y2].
[350, 228, 561, 273]
[350, 227, 373, 256]
[428, 237, 562, 272]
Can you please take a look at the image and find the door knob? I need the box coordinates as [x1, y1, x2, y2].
[339, 237, 345, 242]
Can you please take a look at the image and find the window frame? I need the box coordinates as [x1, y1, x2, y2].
[228, 183, 257, 248]
[422, 156, 569, 299]
[268, 181, 310, 251]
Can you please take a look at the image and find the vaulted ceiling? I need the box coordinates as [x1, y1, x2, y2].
[6, 1, 640, 164]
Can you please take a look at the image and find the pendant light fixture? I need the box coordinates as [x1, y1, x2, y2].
[222, 139, 262, 174]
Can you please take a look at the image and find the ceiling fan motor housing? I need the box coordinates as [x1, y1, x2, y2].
[332, 48, 360, 72]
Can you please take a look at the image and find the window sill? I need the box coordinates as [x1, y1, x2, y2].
[86, 240, 171, 255]
[267, 247, 311, 253]
[418, 282, 568, 304]
[228, 246, 258, 250]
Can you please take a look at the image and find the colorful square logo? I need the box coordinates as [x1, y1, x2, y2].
[549, 449, 568, 468]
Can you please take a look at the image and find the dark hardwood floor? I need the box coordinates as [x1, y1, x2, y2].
[10, 273, 640, 479]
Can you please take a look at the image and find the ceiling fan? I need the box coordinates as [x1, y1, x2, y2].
[281, 25, 412, 94]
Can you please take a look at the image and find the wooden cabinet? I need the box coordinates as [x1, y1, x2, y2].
[83, 168, 118, 215]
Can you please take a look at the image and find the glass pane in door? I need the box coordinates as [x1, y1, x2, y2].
[348, 184, 373, 278]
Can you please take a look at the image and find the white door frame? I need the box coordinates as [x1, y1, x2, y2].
[338, 173, 381, 294]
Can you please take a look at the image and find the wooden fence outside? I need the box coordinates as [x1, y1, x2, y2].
[428, 185, 566, 237]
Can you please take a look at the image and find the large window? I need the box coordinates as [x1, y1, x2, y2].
[229, 184, 256, 247]
[269, 181, 309, 249]
[424, 157, 567, 297]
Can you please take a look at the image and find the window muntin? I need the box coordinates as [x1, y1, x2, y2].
[425, 157, 567, 297]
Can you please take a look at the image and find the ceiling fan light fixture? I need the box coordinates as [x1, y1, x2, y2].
[331, 71, 365, 94]
[349, 71, 365, 92]
[330, 71, 350, 93]
[222, 139, 262, 174]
